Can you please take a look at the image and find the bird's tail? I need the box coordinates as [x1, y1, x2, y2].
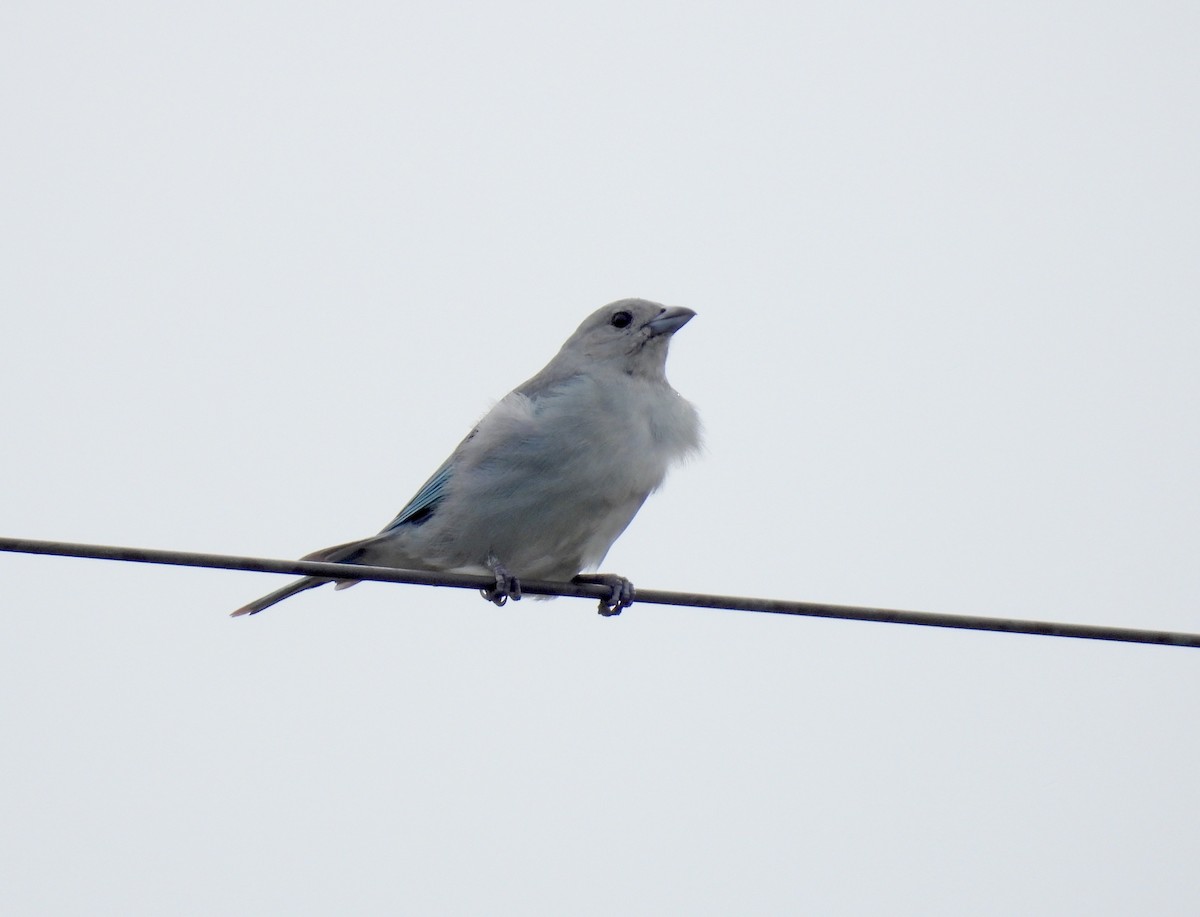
[230, 576, 325, 617]
[229, 538, 372, 617]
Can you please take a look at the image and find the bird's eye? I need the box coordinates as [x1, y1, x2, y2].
[610, 311, 633, 328]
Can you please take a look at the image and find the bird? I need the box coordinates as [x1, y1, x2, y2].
[232, 298, 701, 618]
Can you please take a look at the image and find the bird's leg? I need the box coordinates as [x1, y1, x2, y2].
[572, 573, 635, 616]
[481, 554, 521, 607]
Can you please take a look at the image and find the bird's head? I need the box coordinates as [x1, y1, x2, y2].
[560, 298, 696, 380]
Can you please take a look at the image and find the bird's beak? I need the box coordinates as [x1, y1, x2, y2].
[645, 307, 696, 336]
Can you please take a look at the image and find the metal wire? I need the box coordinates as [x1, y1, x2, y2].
[2, 535, 1198, 648]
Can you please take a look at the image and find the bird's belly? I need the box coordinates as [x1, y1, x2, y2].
[475, 489, 644, 579]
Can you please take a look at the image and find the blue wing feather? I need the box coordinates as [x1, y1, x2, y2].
[382, 461, 453, 531]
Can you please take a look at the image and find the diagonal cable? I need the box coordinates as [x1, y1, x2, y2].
[2, 536, 1198, 648]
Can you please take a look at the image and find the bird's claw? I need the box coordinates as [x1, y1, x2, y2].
[481, 557, 521, 607]
[573, 573, 635, 616]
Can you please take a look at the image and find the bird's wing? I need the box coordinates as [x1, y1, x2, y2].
[377, 383, 570, 535]
[380, 459, 454, 532]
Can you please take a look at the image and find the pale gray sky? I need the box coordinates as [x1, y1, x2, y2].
[3, 2, 1199, 914]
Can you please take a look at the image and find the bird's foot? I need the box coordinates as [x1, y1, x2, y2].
[573, 573, 635, 616]
[481, 556, 521, 607]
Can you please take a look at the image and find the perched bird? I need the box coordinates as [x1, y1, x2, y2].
[232, 298, 701, 618]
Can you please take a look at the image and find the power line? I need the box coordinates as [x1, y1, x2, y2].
[2, 535, 1197, 649]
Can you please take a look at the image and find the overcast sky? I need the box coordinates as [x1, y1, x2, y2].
[3, 2, 1199, 914]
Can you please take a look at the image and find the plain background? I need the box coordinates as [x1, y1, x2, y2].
[3, 2, 1198, 914]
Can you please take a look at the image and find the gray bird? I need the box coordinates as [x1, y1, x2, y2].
[232, 298, 701, 617]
